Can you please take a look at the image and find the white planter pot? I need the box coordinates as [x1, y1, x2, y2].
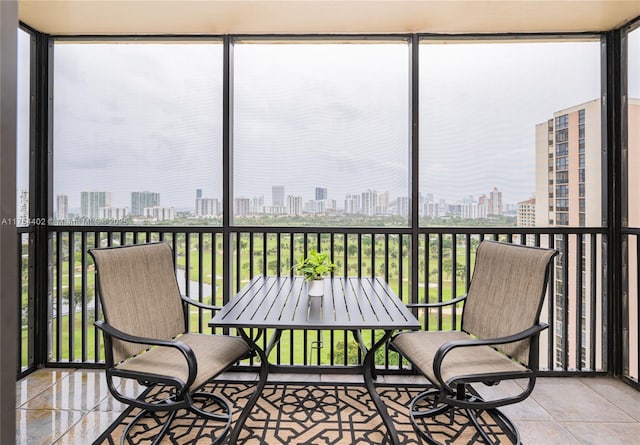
[308, 279, 324, 297]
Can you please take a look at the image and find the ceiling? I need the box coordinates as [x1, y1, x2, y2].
[18, 0, 640, 36]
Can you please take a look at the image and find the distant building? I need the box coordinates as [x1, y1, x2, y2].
[287, 195, 303, 216]
[144, 206, 174, 221]
[396, 196, 409, 217]
[56, 194, 68, 220]
[361, 190, 377, 216]
[344, 193, 361, 214]
[272, 185, 285, 207]
[378, 191, 390, 214]
[517, 197, 536, 227]
[315, 187, 327, 201]
[131, 191, 160, 216]
[234, 197, 251, 216]
[195, 198, 219, 217]
[488, 187, 503, 215]
[252, 195, 264, 214]
[460, 202, 488, 219]
[99, 207, 128, 220]
[17, 189, 28, 226]
[423, 201, 440, 218]
[81, 191, 112, 218]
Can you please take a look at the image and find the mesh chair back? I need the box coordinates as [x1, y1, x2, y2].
[461, 241, 556, 365]
[90, 242, 186, 364]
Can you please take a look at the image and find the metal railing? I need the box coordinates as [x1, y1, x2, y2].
[18, 225, 609, 377]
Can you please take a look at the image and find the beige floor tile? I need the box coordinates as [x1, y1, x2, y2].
[53, 411, 123, 445]
[16, 409, 85, 445]
[530, 378, 635, 422]
[514, 420, 582, 445]
[267, 372, 322, 382]
[472, 380, 554, 421]
[320, 373, 365, 384]
[578, 377, 640, 421]
[24, 370, 111, 412]
[562, 421, 640, 445]
[16, 369, 75, 408]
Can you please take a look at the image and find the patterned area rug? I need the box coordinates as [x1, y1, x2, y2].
[94, 382, 515, 444]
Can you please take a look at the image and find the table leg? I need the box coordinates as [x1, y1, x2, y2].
[265, 329, 283, 357]
[227, 327, 269, 444]
[362, 329, 400, 445]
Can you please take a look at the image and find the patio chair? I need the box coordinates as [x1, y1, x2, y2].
[391, 240, 558, 444]
[89, 242, 266, 445]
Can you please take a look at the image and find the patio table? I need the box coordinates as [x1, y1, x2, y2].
[209, 275, 420, 444]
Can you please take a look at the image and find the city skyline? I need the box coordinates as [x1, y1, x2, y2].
[52, 185, 512, 221]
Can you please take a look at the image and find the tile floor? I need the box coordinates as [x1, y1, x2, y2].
[15, 368, 640, 445]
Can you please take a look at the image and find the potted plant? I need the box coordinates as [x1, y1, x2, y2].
[294, 250, 336, 296]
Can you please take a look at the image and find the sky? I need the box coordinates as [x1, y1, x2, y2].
[16, 34, 611, 212]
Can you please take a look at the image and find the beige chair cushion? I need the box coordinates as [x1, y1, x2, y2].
[392, 330, 527, 386]
[116, 333, 251, 391]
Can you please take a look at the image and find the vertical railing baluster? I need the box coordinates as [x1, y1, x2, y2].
[68, 232, 75, 362]
[55, 232, 62, 362]
[562, 233, 570, 370]
[632, 234, 640, 379]
[451, 234, 457, 330]
[590, 232, 597, 371]
[576, 233, 584, 370]
[437, 233, 443, 331]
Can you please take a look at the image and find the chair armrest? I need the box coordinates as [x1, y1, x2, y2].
[432, 323, 549, 389]
[406, 294, 467, 309]
[94, 320, 197, 390]
[181, 295, 222, 311]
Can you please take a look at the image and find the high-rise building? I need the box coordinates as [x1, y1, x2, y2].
[535, 98, 604, 369]
[17, 189, 28, 226]
[423, 201, 440, 218]
[536, 99, 602, 227]
[488, 187, 503, 215]
[517, 197, 536, 227]
[344, 193, 361, 214]
[99, 207, 128, 220]
[396, 196, 409, 218]
[315, 187, 328, 201]
[272, 185, 285, 207]
[56, 194, 68, 220]
[131, 191, 160, 216]
[252, 195, 264, 214]
[287, 195, 303, 216]
[361, 189, 378, 216]
[144, 206, 174, 221]
[234, 197, 251, 216]
[195, 198, 219, 217]
[378, 191, 390, 214]
[81, 191, 112, 218]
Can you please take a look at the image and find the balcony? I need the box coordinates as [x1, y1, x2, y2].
[4, 1, 640, 445]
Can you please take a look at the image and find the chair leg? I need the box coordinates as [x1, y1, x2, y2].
[188, 391, 234, 444]
[409, 386, 522, 445]
[408, 388, 452, 445]
[465, 407, 520, 445]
